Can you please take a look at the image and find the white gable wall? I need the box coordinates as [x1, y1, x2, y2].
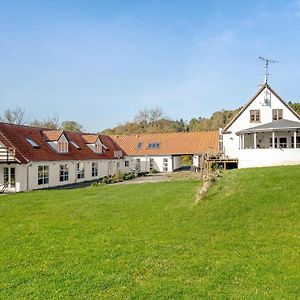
[223, 87, 300, 159]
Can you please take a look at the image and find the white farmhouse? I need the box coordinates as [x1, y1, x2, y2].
[222, 83, 300, 168]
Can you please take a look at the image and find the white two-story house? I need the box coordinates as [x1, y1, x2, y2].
[222, 83, 300, 168]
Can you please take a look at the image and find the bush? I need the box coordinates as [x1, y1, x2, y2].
[113, 171, 125, 182]
[149, 168, 159, 174]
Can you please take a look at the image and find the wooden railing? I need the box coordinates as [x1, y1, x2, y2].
[0, 147, 15, 162]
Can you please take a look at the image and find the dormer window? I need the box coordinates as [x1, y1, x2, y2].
[57, 140, 68, 153]
[43, 130, 69, 153]
[95, 143, 102, 153]
[82, 134, 104, 154]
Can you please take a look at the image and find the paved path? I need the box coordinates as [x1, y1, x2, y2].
[116, 174, 170, 185]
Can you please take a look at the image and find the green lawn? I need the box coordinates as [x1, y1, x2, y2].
[1, 166, 300, 299]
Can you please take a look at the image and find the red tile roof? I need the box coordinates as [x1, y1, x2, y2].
[82, 134, 99, 144]
[0, 123, 123, 163]
[111, 131, 219, 156]
[42, 130, 63, 141]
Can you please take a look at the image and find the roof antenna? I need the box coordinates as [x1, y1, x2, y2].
[259, 57, 278, 84]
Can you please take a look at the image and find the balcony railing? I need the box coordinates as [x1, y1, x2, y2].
[0, 147, 16, 162]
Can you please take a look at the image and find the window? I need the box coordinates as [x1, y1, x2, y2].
[163, 158, 168, 172]
[92, 162, 98, 177]
[272, 109, 283, 121]
[136, 142, 143, 150]
[250, 110, 260, 123]
[59, 164, 69, 182]
[70, 140, 81, 150]
[57, 141, 68, 153]
[291, 136, 300, 148]
[77, 162, 85, 179]
[147, 142, 160, 149]
[136, 158, 141, 170]
[150, 158, 154, 169]
[125, 160, 129, 167]
[26, 138, 39, 148]
[38, 165, 49, 185]
[270, 137, 287, 148]
[4, 167, 15, 187]
[95, 144, 102, 153]
[279, 137, 287, 148]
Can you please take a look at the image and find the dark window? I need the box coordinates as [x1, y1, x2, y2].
[147, 142, 160, 149]
[38, 165, 49, 185]
[250, 110, 260, 122]
[77, 162, 85, 179]
[92, 162, 98, 177]
[125, 160, 129, 167]
[291, 136, 300, 148]
[272, 109, 283, 121]
[59, 164, 69, 182]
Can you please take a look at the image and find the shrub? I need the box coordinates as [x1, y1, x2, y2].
[113, 171, 125, 182]
[149, 168, 159, 174]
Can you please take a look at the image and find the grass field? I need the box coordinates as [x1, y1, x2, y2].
[1, 165, 300, 299]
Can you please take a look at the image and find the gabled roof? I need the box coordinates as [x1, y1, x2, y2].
[43, 130, 64, 141]
[236, 119, 300, 134]
[82, 134, 99, 144]
[111, 131, 219, 156]
[223, 83, 300, 131]
[0, 123, 123, 163]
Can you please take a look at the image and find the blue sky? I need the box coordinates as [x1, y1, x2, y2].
[1, 0, 300, 131]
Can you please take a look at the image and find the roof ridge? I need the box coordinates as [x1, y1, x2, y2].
[111, 130, 219, 138]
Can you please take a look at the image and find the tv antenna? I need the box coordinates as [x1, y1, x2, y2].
[259, 57, 278, 84]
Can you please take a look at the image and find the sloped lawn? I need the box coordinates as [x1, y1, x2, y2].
[1, 165, 300, 299]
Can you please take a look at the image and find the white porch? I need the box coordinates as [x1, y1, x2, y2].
[236, 119, 300, 168]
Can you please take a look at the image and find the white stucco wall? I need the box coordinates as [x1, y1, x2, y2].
[125, 155, 174, 172]
[0, 158, 125, 192]
[238, 149, 300, 168]
[223, 87, 300, 159]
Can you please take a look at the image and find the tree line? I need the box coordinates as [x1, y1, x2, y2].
[0, 108, 83, 131]
[1, 102, 300, 134]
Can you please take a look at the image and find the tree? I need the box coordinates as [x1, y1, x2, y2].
[288, 101, 300, 115]
[61, 120, 83, 132]
[134, 108, 164, 125]
[31, 116, 60, 130]
[0, 107, 26, 125]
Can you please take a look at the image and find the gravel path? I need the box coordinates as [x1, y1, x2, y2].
[115, 174, 170, 185]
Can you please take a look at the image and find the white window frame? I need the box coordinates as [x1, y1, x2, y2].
[92, 162, 98, 177]
[38, 165, 49, 185]
[59, 164, 69, 182]
[77, 162, 85, 179]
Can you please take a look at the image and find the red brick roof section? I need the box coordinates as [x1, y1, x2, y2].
[0, 123, 123, 163]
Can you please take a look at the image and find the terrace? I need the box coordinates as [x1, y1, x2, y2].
[236, 119, 300, 168]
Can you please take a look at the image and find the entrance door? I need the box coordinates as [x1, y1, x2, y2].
[4, 167, 16, 190]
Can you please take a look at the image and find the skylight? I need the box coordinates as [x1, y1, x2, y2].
[147, 142, 160, 149]
[136, 142, 143, 150]
[101, 143, 108, 150]
[70, 140, 81, 150]
[26, 138, 39, 148]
